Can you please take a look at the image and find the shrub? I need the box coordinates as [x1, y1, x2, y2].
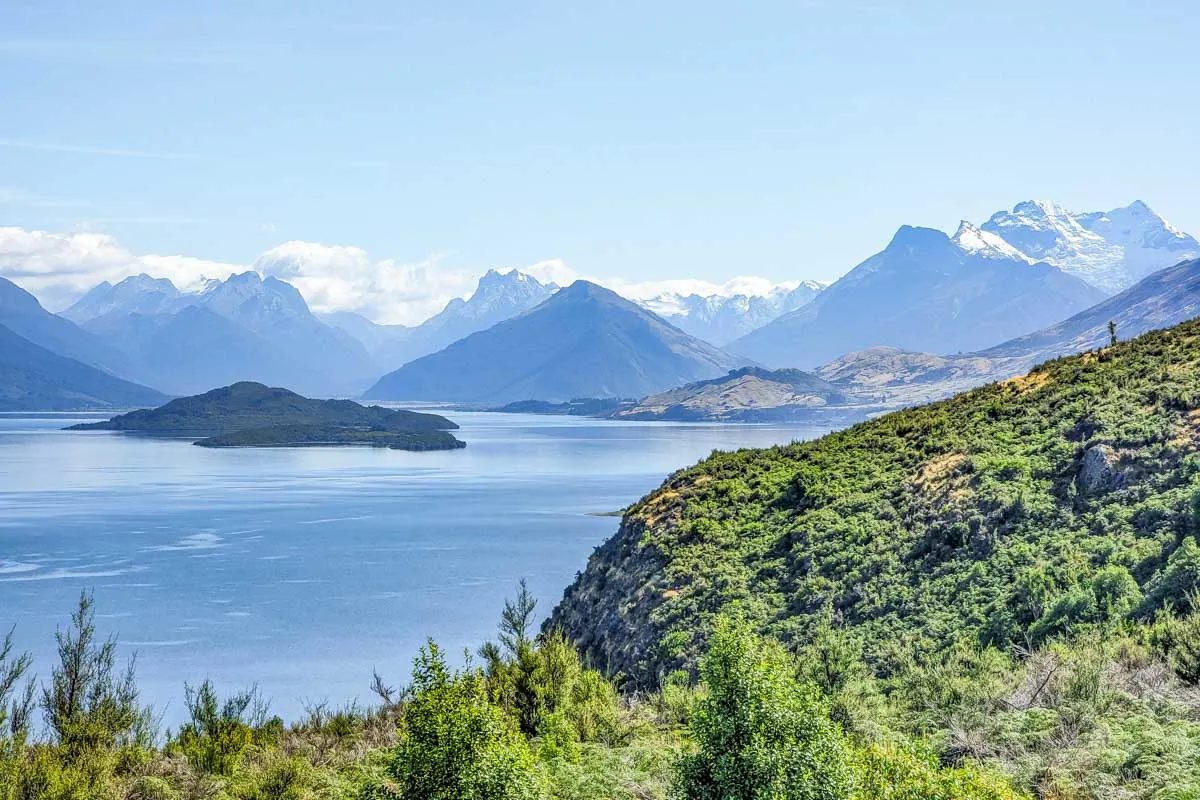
[371, 640, 542, 800]
[854, 743, 1026, 800]
[674, 617, 855, 800]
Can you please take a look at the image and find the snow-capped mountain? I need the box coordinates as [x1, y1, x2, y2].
[62, 274, 184, 323]
[728, 224, 1106, 368]
[981, 200, 1199, 293]
[634, 281, 826, 345]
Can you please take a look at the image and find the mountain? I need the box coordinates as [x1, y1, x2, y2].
[982, 200, 1200, 293]
[324, 269, 558, 372]
[727, 224, 1106, 369]
[549, 313, 1200, 684]
[62, 274, 183, 323]
[819, 256, 1200, 405]
[636, 282, 826, 345]
[69, 381, 464, 450]
[0, 322, 166, 411]
[615, 366, 856, 421]
[75, 272, 375, 396]
[363, 281, 747, 403]
[0, 277, 133, 376]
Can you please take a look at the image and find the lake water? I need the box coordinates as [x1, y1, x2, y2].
[0, 412, 830, 726]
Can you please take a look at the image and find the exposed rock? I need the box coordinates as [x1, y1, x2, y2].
[1077, 444, 1124, 495]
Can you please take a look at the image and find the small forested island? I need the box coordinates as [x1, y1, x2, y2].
[67, 381, 466, 450]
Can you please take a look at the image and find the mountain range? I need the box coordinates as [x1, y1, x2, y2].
[65, 272, 376, 396]
[636, 281, 826, 345]
[363, 281, 747, 403]
[981, 200, 1199, 293]
[322, 269, 560, 372]
[2, 197, 1197, 410]
[817, 256, 1200, 406]
[728, 222, 1107, 368]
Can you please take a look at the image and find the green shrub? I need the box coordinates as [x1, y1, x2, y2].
[674, 618, 855, 800]
[371, 640, 542, 800]
[854, 743, 1026, 799]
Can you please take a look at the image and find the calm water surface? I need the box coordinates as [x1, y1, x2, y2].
[0, 412, 830, 724]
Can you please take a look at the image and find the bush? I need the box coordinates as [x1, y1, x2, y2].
[370, 639, 542, 800]
[854, 743, 1026, 800]
[169, 680, 266, 776]
[674, 618, 855, 800]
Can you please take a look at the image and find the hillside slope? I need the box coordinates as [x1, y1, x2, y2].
[0, 323, 167, 411]
[819, 257, 1200, 406]
[364, 281, 745, 403]
[551, 315, 1200, 684]
[615, 366, 855, 421]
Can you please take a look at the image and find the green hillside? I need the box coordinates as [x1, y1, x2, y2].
[551, 315, 1200, 683]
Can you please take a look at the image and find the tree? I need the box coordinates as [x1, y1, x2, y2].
[0, 627, 34, 746]
[171, 680, 267, 775]
[1108, 320, 1118, 347]
[499, 579, 538, 656]
[369, 639, 542, 800]
[42, 591, 149, 758]
[675, 618, 855, 800]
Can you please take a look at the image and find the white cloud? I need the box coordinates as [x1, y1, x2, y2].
[0, 225, 815, 325]
[0, 227, 240, 311]
[252, 242, 480, 325]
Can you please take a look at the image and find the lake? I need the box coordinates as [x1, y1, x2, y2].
[0, 412, 831, 726]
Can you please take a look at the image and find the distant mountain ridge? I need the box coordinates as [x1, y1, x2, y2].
[636, 281, 826, 345]
[0, 276, 134, 377]
[323, 269, 559, 372]
[65, 272, 375, 396]
[0, 322, 166, 411]
[729, 223, 1106, 369]
[816, 256, 1200, 405]
[364, 281, 747, 403]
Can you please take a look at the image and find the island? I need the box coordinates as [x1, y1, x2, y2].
[66, 381, 466, 451]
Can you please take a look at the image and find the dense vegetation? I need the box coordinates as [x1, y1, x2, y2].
[67, 382, 465, 451]
[7, 585, 1200, 798]
[552, 316, 1200, 685]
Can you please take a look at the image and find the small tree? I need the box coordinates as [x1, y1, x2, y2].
[171, 679, 266, 775]
[499, 579, 538, 656]
[42, 591, 149, 758]
[0, 627, 35, 747]
[1108, 320, 1118, 347]
[372, 639, 542, 800]
[675, 617, 855, 800]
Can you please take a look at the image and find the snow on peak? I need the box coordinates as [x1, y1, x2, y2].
[981, 199, 1200, 293]
[952, 221, 1033, 263]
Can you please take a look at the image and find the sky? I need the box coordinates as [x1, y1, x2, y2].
[2, 0, 1199, 323]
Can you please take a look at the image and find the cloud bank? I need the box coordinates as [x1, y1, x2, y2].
[0, 226, 810, 326]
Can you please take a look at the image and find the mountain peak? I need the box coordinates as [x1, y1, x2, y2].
[886, 225, 952, 251]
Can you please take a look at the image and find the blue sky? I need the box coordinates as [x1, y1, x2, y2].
[2, 0, 1199, 318]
